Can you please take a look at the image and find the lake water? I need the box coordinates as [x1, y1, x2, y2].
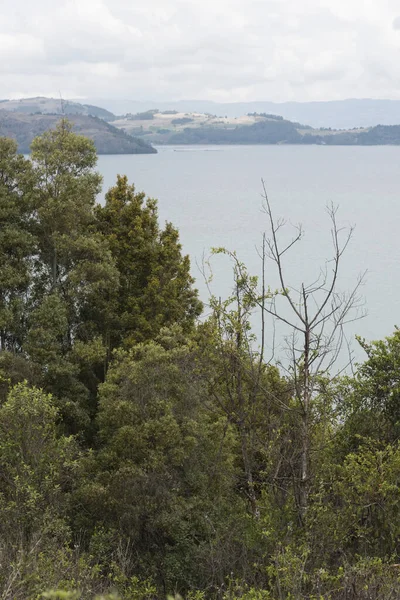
[97, 145, 400, 366]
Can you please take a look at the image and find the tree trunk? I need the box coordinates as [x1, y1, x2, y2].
[239, 424, 259, 518]
[299, 323, 310, 523]
[52, 246, 57, 288]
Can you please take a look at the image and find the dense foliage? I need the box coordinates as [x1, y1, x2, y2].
[167, 119, 302, 144]
[0, 121, 399, 599]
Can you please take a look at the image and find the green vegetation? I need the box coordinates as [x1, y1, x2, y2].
[0, 121, 400, 599]
[127, 110, 158, 121]
[247, 112, 284, 120]
[171, 117, 194, 125]
[114, 109, 400, 146]
[167, 120, 400, 145]
[5, 97, 400, 148]
[168, 119, 302, 144]
[0, 112, 157, 154]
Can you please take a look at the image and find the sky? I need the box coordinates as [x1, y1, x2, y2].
[2, 0, 400, 103]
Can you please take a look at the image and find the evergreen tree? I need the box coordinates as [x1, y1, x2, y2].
[77, 327, 249, 593]
[1, 125, 399, 599]
[0, 138, 35, 352]
[0, 383, 79, 593]
[26, 121, 119, 433]
[30, 119, 118, 328]
[95, 175, 202, 349]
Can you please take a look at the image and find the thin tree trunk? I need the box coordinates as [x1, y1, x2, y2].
[52, 247, 57, 288]
[239, 424, 259, 518]
[299, 316, 310, 522]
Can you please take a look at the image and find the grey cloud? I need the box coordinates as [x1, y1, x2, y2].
[2, 0, 400, 102]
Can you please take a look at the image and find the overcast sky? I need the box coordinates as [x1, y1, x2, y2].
[2, 0, 400, 102]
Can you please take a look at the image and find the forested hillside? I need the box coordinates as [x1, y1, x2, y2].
[0, 111, 156, 154]
[0, 121, 400, 600]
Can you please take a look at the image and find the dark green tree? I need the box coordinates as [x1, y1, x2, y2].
[95, 175, 202, 349]
[0, 138, 36, 352]
[24, 121, 119, 433]
[355, 329, 400, 434]
[77, 327, 250, 594]
[30, 119, 118, 324]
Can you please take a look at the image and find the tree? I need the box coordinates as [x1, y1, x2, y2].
[30, 119, 102, 290]
[78, 327, 248, 593]
[0, 383, 79, 595]
[0, 137, 36, 352]
[0, 382, 78, 536]
[250, 185, 365, 521]
[30, 119, 118, 318]
[355, 329, 400, 432]
[198, 251, 291, 520]
[209, 185, 364, 524]
[95, 175, 202, 350]
[333, 328, 400, 455]
[26, 120, 119, 433]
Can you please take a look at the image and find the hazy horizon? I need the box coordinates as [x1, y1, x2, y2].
[5, 96, 400, 128]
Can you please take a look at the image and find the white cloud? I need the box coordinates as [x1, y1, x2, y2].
[393, 16, 400, 30]
[0, 33, 45, 73]
[1, 0, 400, 102]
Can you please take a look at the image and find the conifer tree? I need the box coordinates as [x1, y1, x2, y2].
[95, 174, 202, 349]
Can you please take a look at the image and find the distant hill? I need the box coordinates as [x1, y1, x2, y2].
[112, 109, 400, 146]
[90, 98, 400, 129]
[8, 96, 400, 130]
[0, 111, 157, 155]
[5, 97, 400, 149]
[165, 120, 400, 146]
[167, 118, 302, 144]
[304, 124, 400, 146]
[112, 110, 310, 144]
[0, 97, 116, 121]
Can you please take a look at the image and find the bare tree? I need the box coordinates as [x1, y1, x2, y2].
[204, 182, 365, 523]
[257, 180, 366, 520]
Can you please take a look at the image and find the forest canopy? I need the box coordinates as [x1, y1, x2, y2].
[0, 120, 399, 600]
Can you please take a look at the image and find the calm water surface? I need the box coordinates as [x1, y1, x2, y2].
[97, 145, 400, 363]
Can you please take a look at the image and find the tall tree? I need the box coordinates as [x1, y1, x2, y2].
[208, 187, 364, 524]
[0, 138, 35, 352]
[27, 120, 119, 432]
[96, 175, 202, 349]
[30, 119, 117, 312]
[257, 188, 364, 521]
